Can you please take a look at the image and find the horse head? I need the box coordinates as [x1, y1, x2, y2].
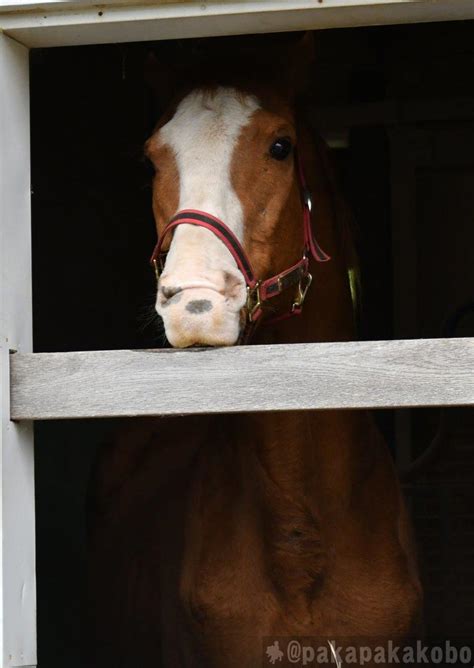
[144, 34, 332, 347]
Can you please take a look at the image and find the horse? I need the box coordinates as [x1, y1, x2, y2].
[86, 34, 422, 667]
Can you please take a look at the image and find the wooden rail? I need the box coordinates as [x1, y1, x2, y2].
[10, 338, 474, 420]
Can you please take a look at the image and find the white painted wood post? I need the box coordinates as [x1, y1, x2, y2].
[0, 33, 37, 668]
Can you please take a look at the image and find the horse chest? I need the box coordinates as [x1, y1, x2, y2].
[179, 445, 323, 630]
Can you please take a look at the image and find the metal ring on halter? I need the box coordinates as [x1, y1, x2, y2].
[152, 253, 167, 281]
[302, 187, 313, 213]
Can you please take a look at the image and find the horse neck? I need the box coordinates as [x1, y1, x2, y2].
[247, 129, 378, 507]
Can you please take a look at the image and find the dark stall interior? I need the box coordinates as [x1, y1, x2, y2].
[30, 22, 474, 666]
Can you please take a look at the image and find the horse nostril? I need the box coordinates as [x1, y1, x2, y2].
[161, 285, 182, 300]
[223, 271, 245, 300]
[186, 299, 213, 315]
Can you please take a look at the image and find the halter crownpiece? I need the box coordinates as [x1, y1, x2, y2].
[150, 149, 330, 337]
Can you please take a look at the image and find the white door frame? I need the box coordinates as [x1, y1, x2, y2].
[0, 32, 36, 668]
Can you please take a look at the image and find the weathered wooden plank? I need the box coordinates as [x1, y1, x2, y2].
[10, 338, 474, 420]
[1, 0, 474, 49]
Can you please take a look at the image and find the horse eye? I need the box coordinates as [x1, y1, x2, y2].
[269, 137, 292, 161]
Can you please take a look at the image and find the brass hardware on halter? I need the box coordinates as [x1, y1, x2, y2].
[152, 258, 161, 281]
[292, 272, 313, 312]
[152, 252, 168, 282]
[246, 281, 262, 322]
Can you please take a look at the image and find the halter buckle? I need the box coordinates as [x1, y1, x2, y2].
[292, 272, 313, 312]
[246, 282, 262, 322]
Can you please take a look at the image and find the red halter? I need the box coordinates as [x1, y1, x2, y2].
[150, 150, 330, 338]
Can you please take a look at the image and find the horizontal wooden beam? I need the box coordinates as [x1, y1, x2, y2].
[10, 338, 474, 420]
[1, 0, 474, 48]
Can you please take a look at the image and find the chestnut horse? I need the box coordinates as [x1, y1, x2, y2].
[87, 35, 422, 667]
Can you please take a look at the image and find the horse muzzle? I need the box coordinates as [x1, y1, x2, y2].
[157, 284, 245, 347]
[156, 234, 248, 349]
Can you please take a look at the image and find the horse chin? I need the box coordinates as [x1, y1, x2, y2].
[157, 289, 242, 348]
[164, 323, 241, 348]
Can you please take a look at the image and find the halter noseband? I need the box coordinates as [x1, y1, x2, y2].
[150, 150, 330, 340]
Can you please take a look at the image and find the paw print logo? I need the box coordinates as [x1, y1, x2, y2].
[266, 640, 284, 664]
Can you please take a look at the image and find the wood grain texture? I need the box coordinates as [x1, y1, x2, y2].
[10, 338, 474, 420]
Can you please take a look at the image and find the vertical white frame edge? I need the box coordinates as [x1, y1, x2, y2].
[0, 33, 37, 668]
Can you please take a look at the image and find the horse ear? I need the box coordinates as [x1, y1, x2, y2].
[295, 31, 316, 65]
[144, 51, 183, 117]
[286, 31, 316, 98]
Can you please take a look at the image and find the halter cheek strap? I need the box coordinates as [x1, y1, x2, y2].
[150, 150, 330, 336]
[298, 152, 331, 265]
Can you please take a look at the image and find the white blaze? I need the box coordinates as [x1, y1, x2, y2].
[160, 87, 260, 239]
[155, 87, 260, 347]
